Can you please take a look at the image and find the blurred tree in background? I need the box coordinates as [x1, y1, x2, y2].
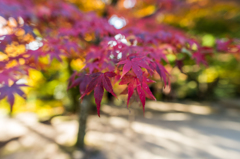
[161, 0, 240, 100]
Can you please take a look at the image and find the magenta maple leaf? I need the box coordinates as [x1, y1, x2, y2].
[149, 62, 170, 87]
[68, 72, 91, 94]
[216, 39, 232, 52]
[0, 67, 28, 84]
[83, 61, 100, 73]
[118, 55, 153, 81]
[0, 82, 27, 111]
[0, 61, 7, 70]
[192, 47, 213, 66]
[119, 73, 156, 112]
[80, 72, 117, 116]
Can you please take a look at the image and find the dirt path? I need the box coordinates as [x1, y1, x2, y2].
[1, 101, 240, 159]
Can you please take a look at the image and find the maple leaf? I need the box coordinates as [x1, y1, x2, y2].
[42, 38, 68, 62]
[0, 82, 27, 112]
[62, 40, 79, 53]
[192, 52, 207, 66]
[176, 60, 184, 73]
[22, 25, 36, 37]
[0, 67, 28, 85]
[216, 39, 232, 52]
[80, 72, 117, 116]
[68, 72, 91, 94]
[118, 55, 153, 82]
[192, 47, 213, 66]
[83, 61, 100, 73]
[0, 61, 7, 70]
[147, 48, 169, 63]
[0, 34, 18, 52]
[149, 62, 170, 87]
[25, 49, 45, 62]
[119, 73, 156, 113]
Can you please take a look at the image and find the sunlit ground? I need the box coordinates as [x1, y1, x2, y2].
[1, 101, 240, 159]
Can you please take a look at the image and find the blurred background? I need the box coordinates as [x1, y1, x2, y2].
[1, 0, 240, 159]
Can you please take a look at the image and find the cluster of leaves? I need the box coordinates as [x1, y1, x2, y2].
[216, 39, 240, 55]
[0, 0, 239, 116]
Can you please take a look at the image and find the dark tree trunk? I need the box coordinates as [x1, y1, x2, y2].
[67, 58, 80, 113]
[75, 95, 92, 150]
[66, 58, 92, 150]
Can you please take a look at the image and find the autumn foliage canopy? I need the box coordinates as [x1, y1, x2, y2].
[0, 0, 239, 116]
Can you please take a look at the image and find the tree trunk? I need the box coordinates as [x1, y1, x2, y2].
[75, 95, 92, 150]
[67, 58, 79, 113]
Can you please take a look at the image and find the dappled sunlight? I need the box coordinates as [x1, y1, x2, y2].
[83, 103, 240, 159]
[0, 113, 73, 159]
[0, 100, 239, 159]
[4, 140, 21, 154]
[86, 131, 117, 145]
[197, 118, 240, 132]
[15, 113, 38, 126]
[1, 102, 240, 159]
[0, 117, 28, 141]
[52, 117, 78, 146]
[102, 101, 213, 117]
[131, 121, 240, 158]
[160, 113, 192, 121]
[101, 104, 130, 116]
[109, 116, 130, 129]
[145, 101, 213, 115]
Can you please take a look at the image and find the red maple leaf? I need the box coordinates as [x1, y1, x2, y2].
[149, 62, 170, 87]
[80, 72, 117, 116]
[192, 47, 213, 66]
[68, 72, 91, 94]
[216, 39, 232, 52]
[118, 54, 153, 81]
[119, 73, 156, 113]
